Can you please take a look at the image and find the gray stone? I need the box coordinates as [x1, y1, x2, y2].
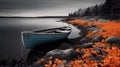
[105, 36, 120, 49]
[80, 38, 90, 44]
[78, 51, 85, 56]
[86, 56, 103, 61]
[79, 43, 93, 48]
[100, 51, 107, 56]
[93, 47, 101, 54]
[46, 49, 77, 60]
[46, 49, 63, 55]
[63, 49, 77, 60]
[57, 60, 69, 67]
[63, 49, 76, 56]
[91, 36, 103, 42]
[92, 29, 99, 33]
[116, 44, 120, 49]
[105, 36, 120, 44]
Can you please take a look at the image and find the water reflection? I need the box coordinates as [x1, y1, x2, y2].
[0, 18, 80, 61]
[26, 42, 63, 65]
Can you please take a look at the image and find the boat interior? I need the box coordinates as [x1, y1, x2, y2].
[34, 26, 71, 34]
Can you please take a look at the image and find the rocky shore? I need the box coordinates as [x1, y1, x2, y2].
[1, 20, 120, 67]
[34, 20, 120, 67]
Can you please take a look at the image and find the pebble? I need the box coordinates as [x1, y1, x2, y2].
[93, 47, 101, 54]
[80, 38, 90, 44]
[105, 36, 120, 44]
[86, 56, 103, 61]
[105, 36, 120, 49]
[63, 49, 77, 60]
[46, 49, 76, 60]
[57, 60, 69, 67]
[63, 49, 76, 56]
[100, 51, 108, 56]
[77, 51, 85, 57]
[79, 43, 93, 48]
[92, 29, 99, 33]
[47, 49, 63, 55]
[91, 35, 103, 42]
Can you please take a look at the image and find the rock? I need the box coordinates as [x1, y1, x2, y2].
[63, 49, 77, 60]
[116, 44, 120, 49]
[93, 47, 101, 54]
[80, 38, 90, 44]
[93, 47, 108, 56]
[88, 27, 98, 31]
[100, 51, 108, 56]
[79, 26, 88, 37]
[79, 51, 85, 55]
[86, 56, 103, 61]
[105, 36, 120, 44]
[92, 29, 99, 33]
[77, 51, 85, 57]
[46, 49, 77, 60]
[63, 49, 76, 56]
[106, 36, 120, 49]
[58, 43, 72, 49]
[46, 49, 63, 55]
[46, 49, 64, 60]
[91, 36, 103, 42]
[57, 60, 69, 67]
[79, 43, 93, 48]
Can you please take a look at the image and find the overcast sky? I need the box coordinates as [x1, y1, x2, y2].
[0, 0, 105, 17]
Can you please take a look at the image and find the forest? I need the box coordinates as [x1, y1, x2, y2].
[67, 0, 120, 20]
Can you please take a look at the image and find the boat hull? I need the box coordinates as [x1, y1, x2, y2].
[21, 33, 70, 49]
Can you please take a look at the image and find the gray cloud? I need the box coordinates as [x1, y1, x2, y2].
[0, 0, 105, 16]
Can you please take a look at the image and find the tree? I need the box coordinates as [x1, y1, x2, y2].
[67, 0, 120, 19]
[84, 7, 90, 16]
[93, 5, 99, 16]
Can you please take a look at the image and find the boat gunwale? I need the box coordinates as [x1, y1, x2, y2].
[21, 26, 72, 34]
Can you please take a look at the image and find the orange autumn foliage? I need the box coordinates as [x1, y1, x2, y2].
[68, 20, 120, 38]
[42, 45, 120, 67]
[67, 20, 120, 67]
[36, 20, 120, 67]
[101, 46, 120, 67]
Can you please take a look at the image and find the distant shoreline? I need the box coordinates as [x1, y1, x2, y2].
[0, 16, 67, 18]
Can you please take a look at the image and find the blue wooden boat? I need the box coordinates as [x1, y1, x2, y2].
[21, 26, 71, 49]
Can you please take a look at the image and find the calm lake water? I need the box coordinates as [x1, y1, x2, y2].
[0, 18, 80, 60]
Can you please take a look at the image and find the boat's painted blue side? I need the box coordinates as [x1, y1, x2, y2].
[22, 33, 70, 48]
